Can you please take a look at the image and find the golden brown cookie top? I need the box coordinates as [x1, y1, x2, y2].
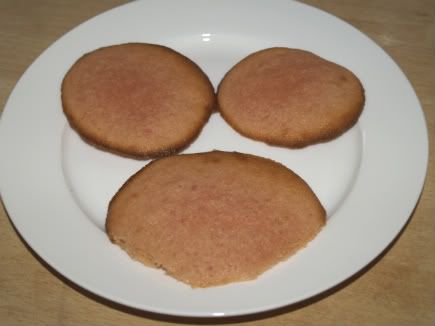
[217, 47, 364, 148]
[106, 151, 325, 287]
[62, 43, 215, 158]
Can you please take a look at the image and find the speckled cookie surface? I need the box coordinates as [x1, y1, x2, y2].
[61, 43, 215, 158]
[217, 47, 365, 148]
[106, 151, 325, 287]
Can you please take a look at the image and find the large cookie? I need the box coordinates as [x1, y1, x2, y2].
[217, 47, 365, 148]
[62, 43, 215, 158]
[106, 151, 325, 287]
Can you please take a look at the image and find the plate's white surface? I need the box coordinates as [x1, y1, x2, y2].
[0, 0, 428, 317]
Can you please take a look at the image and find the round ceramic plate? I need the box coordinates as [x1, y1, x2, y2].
[0, 0, 428, 317]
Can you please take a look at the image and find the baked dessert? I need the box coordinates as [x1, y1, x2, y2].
[106, 151, 325, 287]
[61, 43, 215, 158]
[217, 47, 364, 148]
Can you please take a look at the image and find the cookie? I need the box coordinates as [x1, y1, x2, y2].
[106, 151, 325, 287]
[61, 43, 215, 158]
[217, 47, 365, 148]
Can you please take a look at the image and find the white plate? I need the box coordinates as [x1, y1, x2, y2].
[0, 0, 428, 317]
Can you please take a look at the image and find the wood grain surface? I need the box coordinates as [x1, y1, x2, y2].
[0, 0, 434, 325]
